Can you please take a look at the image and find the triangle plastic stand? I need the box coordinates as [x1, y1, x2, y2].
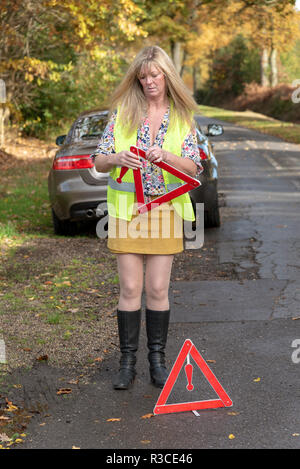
[116, 146, 201, 214]
[153, 339, 233, 415]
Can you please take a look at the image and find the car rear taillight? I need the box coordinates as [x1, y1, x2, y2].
[53, 155, 93, 170]
[199, 148, 208, 160]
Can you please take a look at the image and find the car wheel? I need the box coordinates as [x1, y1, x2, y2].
[51, 209, 78, 236]
[204, 204, 221, 228]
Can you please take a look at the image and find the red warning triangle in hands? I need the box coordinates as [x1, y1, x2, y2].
[116, 146, 201, 214]
[153, 339, 233, 415]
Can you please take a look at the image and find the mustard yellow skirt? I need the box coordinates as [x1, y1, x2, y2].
[107, 196, 183, 255]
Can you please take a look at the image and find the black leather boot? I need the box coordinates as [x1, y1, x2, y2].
[146, 308, 170, 388]
[113, 309, 141, 390]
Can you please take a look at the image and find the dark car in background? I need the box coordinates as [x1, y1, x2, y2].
[48, 109, 223, 235]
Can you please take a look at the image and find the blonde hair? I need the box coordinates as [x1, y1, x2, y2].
[109, 46, 198, 135]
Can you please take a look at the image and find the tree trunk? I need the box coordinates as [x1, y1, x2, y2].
[193, 65, 197, 97]
[171, 41, 183, 76]
[261, 48, 270, 87]
[270, 47, 278, 87]
[0, 107, 4, 148]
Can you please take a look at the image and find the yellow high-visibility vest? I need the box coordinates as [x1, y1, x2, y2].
[107, 105, 195, 221]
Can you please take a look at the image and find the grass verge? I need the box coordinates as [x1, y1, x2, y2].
[0, 153, 120, 372]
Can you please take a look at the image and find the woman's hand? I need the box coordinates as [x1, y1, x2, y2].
[146, 145, 167, 164]
[115, 150, 142, 169]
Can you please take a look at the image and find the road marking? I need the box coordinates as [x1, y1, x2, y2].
[262, 153, 283, 170]
[291, 180, 300, 190]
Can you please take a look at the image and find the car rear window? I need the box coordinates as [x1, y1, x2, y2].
[71, 114, 108, 143]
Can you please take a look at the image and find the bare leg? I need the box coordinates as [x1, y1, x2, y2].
[144, 254, 174, 310]
[116, 253, 144, 311]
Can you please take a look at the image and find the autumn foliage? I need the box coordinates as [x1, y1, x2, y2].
[0, 0, 299, 138]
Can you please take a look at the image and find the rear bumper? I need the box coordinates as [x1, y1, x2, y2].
[48, 169, 108, 220]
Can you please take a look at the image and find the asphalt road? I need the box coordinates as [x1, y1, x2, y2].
[11, 116, 300, 451]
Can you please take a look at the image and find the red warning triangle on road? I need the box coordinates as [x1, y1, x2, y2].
[153, 339, 233, 415]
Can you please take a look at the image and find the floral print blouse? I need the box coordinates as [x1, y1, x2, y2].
[95, 106, 203, 196]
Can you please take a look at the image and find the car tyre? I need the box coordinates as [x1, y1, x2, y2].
[204, 204, 221, 228]
[51, 209, 78, 236]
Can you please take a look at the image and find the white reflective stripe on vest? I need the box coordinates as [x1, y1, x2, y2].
[108, 176, 182, 193]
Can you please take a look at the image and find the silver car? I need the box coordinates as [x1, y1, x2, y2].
[48, 109, 223, 235]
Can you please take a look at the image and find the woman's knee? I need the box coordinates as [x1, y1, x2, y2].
[120, 280, 143, 300]
[145, 283, 168, 303]
[117, 253, 144, 300]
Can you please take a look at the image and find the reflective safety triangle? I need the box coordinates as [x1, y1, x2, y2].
[153, 339, 233, 415]
[116, 146, 201, 214]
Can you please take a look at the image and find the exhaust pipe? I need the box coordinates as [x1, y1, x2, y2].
[86, 209, 95, 218]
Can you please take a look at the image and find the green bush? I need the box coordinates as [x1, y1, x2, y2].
[19, 53, 126, 140]
[196, 35, 260, 105]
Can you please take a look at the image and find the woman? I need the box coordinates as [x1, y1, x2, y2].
[93, 46, 203, 390]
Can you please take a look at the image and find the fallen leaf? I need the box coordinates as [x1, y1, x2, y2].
[68, 379, 79, 385]
[253, 377, 261, 382]
[0, 416, 10, 421]
[207, 359, 216, 364]
[292, 433, 300, 437]
[94, 357, 103, 362]
[72, 445, 80, 449]
[56, 388, 72, 395]
[228, 434, 235, 440]
[227, 412, 240, 416]
[22, 348, 31, 352]
[106, 418, 121, 422]
[141, 440, 151, 444]
[141, 413, 154, 419]
[4, 403, 18, 412]
[36, 355, 48, 361]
